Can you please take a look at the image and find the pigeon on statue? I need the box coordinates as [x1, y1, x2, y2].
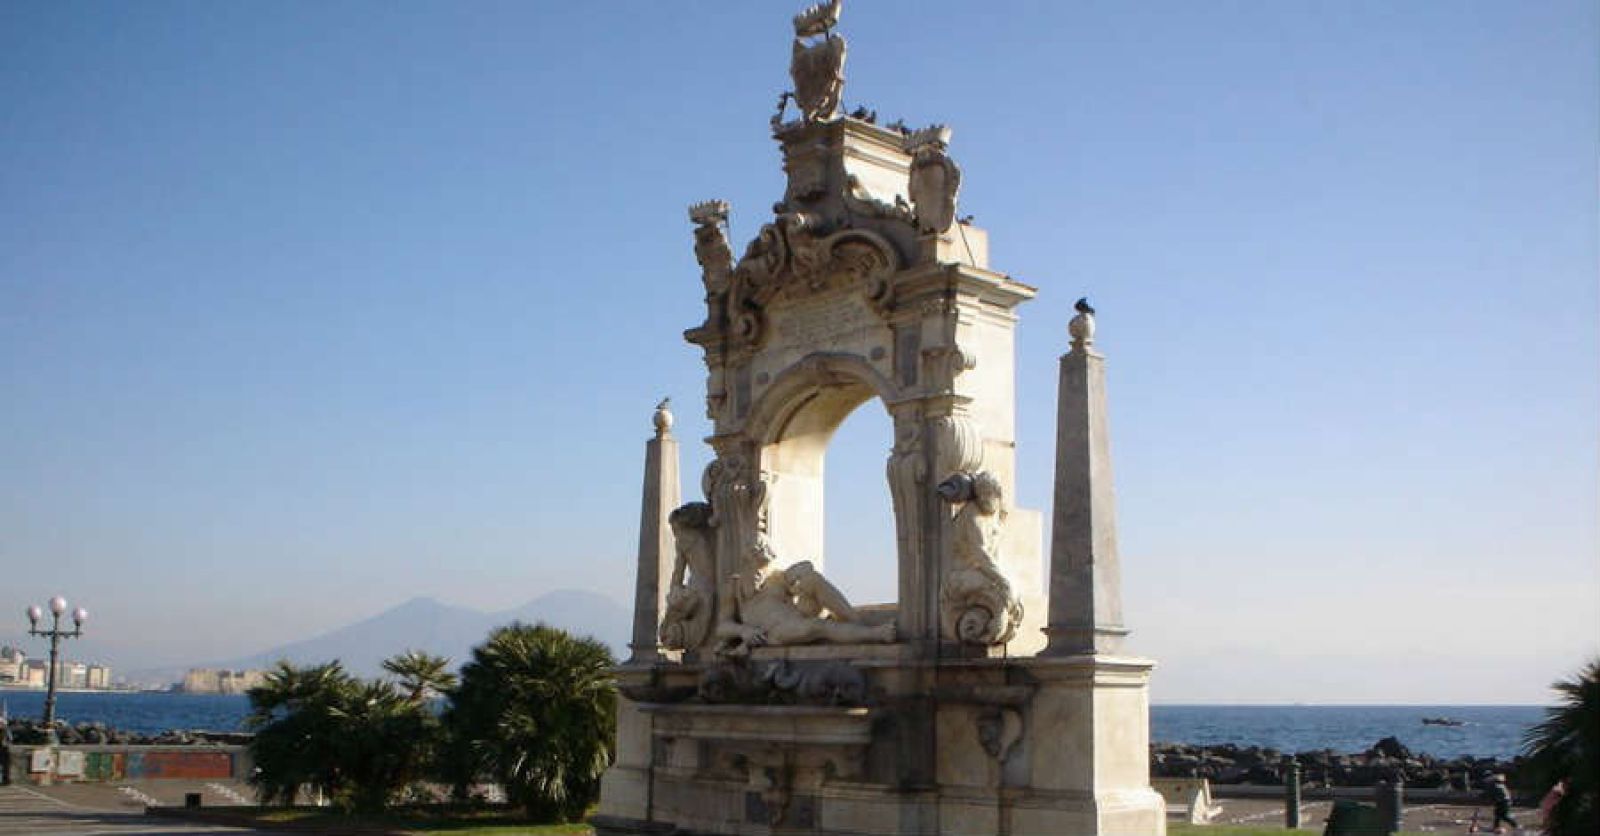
[1075, 297, 1096, 316]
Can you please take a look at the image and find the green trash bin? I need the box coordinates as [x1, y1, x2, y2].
[1323, 799, 1387, 835]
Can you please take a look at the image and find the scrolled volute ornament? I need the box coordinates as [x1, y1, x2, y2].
[932, 415, 984, 478]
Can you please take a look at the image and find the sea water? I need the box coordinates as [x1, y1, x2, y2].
[1151, 704, 1541, 760]
[2, 690, 251, 735]
[1, 690, 1541, 760]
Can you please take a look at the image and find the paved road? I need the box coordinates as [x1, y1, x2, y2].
[0, 785, 289, 836]
[1211, 796, 1540, 833]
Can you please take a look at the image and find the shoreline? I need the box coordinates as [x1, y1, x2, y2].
[0, 686, 148, 694]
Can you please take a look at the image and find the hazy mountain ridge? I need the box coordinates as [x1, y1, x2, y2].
[123, 590, 630, 686]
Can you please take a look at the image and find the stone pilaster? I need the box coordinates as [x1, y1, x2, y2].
[1042, 308, 1129, 656]
[627, 401, 681, 664]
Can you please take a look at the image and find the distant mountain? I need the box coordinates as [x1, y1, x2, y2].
[125, 590, 630, 685]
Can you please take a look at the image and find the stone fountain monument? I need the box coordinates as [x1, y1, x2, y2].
[594, 3, 1165, 833]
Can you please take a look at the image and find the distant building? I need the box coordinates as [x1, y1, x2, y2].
[0, 648, 115, 690]
[0, 646, 24, 684]
[179, 668, 266, 694]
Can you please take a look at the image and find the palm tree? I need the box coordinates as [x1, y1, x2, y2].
[246, 660, 354, 806]
[327, 679, 435, 814]
[247, 659, 441, 813]
[247, 660, 350, 721]
[1521, 657, 1599, 836]
[382, 650, 457, 703]
[443, 623, 617, 821]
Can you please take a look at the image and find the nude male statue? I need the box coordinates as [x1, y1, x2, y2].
[658, 502, 717, 650]
[716, 536, 895, 654]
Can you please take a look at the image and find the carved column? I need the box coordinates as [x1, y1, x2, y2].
[885, 405, 928, 641]
[627, 402, 682, 664]
[706, 440, 763, 646]
[1042, 310, 1128, 656]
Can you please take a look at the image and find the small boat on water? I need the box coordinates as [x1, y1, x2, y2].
[1422, 716, 1465, 727]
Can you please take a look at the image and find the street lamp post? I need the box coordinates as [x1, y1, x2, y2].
[26, 596, 87, 730]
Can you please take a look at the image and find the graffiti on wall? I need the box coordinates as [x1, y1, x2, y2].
[20, 748, 239, 784]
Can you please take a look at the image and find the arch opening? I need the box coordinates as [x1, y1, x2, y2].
[820, 400, 898, 607]
[760, 379, 875, 575]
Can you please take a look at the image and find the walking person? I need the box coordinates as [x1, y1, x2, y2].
[1483, 774, 1519, 834]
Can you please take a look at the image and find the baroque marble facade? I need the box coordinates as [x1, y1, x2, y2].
[596, 3, 1163, 834]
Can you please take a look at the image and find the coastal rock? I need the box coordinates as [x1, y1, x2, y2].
[1369, 736, 1412, 760]
[3, 717, 237, 748]
[1149, 741, 1523, 789]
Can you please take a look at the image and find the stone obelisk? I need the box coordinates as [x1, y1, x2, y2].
[1042, 302, 1129, 656]
[626, 399, 680, 664]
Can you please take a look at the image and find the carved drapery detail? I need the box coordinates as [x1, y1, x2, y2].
[936, 471, 1022, 646]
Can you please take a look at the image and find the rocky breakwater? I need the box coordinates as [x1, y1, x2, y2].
[4, 718, 251, 747]
[1151, 737, 1525, 789]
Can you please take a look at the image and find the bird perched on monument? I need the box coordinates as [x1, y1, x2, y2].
[1075, 297, 1096, 316]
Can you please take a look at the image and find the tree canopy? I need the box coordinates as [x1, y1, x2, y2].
[246, 655, 443, 812]
[1521, 657, 1600, 836]
[443, 622, 617, 821]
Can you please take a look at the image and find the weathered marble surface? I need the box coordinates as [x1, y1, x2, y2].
[599, 2, 1161, 832]
[1043, 307, 1130, 657]
[627, 401, 680, 663]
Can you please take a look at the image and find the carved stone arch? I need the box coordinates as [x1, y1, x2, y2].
[745, 352, 901, 446]
[741, 352, 903, 587]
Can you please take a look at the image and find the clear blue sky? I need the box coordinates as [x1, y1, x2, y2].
[2, 1, 1595, 703]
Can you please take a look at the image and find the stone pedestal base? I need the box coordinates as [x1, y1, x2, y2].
[592, 655, 1165, 836]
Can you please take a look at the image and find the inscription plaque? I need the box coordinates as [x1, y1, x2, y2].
[771, 292, 885, 355]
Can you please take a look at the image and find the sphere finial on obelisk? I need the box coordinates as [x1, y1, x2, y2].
[653, 398, 674, 438]
[1069, 297, 1096, 350]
